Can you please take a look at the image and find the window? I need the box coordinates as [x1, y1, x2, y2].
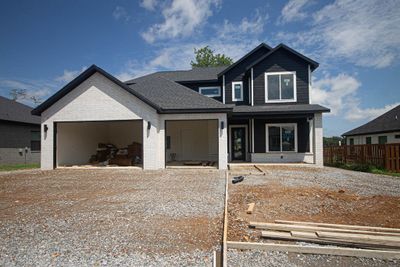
[395, 134, 400, 139]
[265, 72, 296, 102]
[366, 136, 372, 144]
[199, 86, 221, 97]
[31, 130, 41, 152]
[232, 81, 243, 101]
[266, 124, 297, 152]
[349, 138, 354, 145]
[378, 136, 387, 144]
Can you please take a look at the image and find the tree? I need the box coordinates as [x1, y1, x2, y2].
[9, 89, 27, 101]
[323, 136, 344, 146]
[190, 46, 233, 67]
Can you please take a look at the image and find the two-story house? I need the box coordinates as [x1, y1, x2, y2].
[32, 43, 330, 170]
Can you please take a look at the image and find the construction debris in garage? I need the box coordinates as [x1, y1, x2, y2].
[89, 142, 142, 166]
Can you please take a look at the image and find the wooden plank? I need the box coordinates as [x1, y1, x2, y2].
[226, 241, 400, 260]
[273, 220, 400, 233]
[253, 165, 264, 173]
[246, 203, 255, 214]
[250, 222, 400, 237]
[222, 171, 229, 267]
[317, 231, 400, 247]
[261, 231, 395, 249]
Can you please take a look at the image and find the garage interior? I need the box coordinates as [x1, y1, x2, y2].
[56, 120, 143, 168]
[165, 120, 218, 168]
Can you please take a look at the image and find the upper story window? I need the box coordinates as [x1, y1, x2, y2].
[265, 71, 297, 103]
[232, 81, 243, 101]
[199, 86, 221, 97]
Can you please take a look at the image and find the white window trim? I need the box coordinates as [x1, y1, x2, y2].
[232, 81, 243, 102]
[199, 86, 221, 97]
[265, 123, 298, 153]
[265, 71, 297, 103]
[222, 75, 226, 104]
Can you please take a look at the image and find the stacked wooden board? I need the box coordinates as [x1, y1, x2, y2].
[241, 220, 400, 259]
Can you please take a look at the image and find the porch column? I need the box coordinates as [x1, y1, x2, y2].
[314, 113, 323, 166]
[218, 115, 228, 170]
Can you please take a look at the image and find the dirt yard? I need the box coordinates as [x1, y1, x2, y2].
[227, 165, 400, 266]
[0, 168, 225, 266]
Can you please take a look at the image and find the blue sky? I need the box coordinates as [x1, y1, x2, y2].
[0, 0, 399, 136]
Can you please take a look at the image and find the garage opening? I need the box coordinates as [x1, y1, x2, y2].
[165, 120, 218, 168]
[56, 120, 143, 168]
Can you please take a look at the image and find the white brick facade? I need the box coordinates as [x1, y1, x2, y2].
[40, 72, 228, 170]
[314, 112, 324, 166]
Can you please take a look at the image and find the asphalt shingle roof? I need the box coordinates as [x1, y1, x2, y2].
[232, 104, 330, 115]
[126, 75, 230, 112]
[0, 96, 40, 124]
[342, 105, 400, 136]
[125, 66, 227, 84]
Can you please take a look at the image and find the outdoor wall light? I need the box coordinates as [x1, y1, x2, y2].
[220, 121, 224, 130]
[44, 124, 48, 133]
[147, 121, 151, 130]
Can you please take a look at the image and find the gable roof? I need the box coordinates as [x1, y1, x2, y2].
[217, 43, 272, 76]
[126, 75, 230, 113]
[246, 43, 319, 71]
[342, 105, 400, 136]
[126, 66, 226, 84]
[0, 96, 40, 124]
[32, 65, 231, 116]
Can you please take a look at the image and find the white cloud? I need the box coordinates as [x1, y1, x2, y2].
[278, 0, 311, 24]
[276, 0, 400, 68]
[311, 73, 400, 122]
[312, 73, 361, 116]
[345, 102, 400, 122]
[141, 0, 221, 43]
[140, 0, 158, 11]
[0, 79, 56, 106]
[55, 67, 87, 83]
[112, 6, 130, 22]
[217, 12, 267, 39]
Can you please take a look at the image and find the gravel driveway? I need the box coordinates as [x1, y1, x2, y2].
[0, 168, 225, 266]
[227, 165, 400, 266]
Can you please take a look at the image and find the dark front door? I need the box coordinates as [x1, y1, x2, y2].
[231, 127, 246, 161]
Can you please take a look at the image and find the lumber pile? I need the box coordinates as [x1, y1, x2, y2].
[249, 220, 400, 251]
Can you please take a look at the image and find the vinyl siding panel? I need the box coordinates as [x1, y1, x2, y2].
[253, 49, 310, 105]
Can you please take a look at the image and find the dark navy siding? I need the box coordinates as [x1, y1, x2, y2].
[224, 47, 270, 105]
[253, 49, 310, 105]
[253, 117, 310, 153]
[179, 81, 223, 102]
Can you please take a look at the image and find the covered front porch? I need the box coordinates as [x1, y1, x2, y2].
[228, 112, 323, 165]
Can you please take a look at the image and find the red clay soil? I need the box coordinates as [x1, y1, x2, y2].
[228, 181, 400, 242]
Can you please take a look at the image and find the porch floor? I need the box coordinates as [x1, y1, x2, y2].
[166, 161, 217, 169]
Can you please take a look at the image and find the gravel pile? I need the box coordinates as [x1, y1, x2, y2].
[0, 168, 225, 266]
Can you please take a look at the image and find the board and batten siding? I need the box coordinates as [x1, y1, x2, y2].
[253, 117, 311, 153]
[253, 49, 310, 105]
[224, 47, 270, 105]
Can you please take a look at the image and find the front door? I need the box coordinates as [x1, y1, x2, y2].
[231, 127, 246, 161]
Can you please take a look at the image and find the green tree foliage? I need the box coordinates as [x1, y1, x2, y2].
[323, 136, 344, 146]
[190, 46, 233, 67]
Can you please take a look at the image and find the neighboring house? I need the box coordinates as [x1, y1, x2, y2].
[343, 105, 400, 145]
[0, 96, 41, 164]
[32, 43, 330, 170]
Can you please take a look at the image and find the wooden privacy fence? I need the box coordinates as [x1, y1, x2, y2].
[324, 144, 400, 172]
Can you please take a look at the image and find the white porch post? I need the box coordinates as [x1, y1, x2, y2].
[314, 113, 323, 166]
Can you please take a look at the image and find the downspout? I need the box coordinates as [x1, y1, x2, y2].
[251, 68, 254, 106]
[222, 75, 226, 104]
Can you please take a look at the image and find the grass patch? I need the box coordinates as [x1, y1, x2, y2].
[0, 163, 40, 172]
[326, 162, 400, 177]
